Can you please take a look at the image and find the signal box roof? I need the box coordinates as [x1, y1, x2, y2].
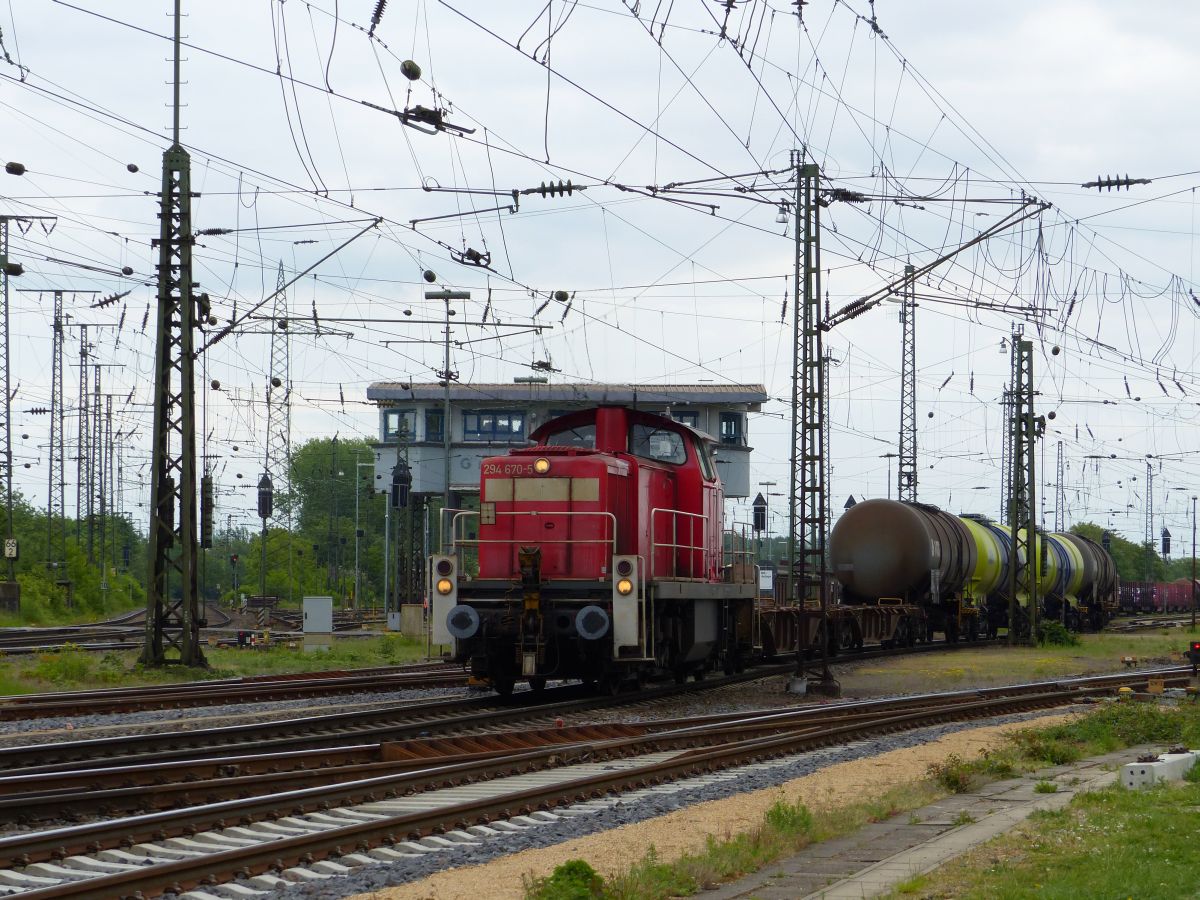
[367, 382, 769, 408]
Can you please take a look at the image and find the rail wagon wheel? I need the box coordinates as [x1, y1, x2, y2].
[894, 619, 909, 648]
[838, 622, 854, 652]
[528, 676, 546, 693]
[493, 676, 515, 698]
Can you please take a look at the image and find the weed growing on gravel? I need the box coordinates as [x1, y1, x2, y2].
[523, 859, 605, 900]
[928, 753, 976, 793]
[1033, 780, 1058, 793]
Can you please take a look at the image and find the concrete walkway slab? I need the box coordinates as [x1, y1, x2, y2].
[699, 747, 1140, 900]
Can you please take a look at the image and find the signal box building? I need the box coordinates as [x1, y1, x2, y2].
[367, 382, 769, 500]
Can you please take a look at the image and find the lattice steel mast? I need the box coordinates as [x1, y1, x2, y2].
[75, 325, 88, 542]
[0, 215, 54, 585]
[265, 261, 293, 600]
[785, 152, 833, 688]
[1006, 328, 1039, 645]
[897, 264, 917, 503]
[141, 0, 204, 666]
[47, 292, 67, 578]
[1054, 440, 1065, 532]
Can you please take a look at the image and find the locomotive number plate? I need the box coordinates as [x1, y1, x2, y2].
[482, 462, 534, 476]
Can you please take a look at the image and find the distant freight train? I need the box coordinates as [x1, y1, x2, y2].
[829, 498, 1118, 635]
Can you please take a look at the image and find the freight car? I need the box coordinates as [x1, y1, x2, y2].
[829, 498, 1118, 636]
[428, 406, 758, 695]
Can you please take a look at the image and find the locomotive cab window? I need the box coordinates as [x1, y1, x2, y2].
[629, 424, 687, 465]
[543, 423, 596, 448]
[694, 437, 716, 480]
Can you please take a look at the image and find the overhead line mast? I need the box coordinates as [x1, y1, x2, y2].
[141, 0, 204, 666]
[897, 264, 917, 503]
[785, 151, 835, 694]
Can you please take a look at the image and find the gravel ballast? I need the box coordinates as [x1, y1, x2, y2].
[275, 707, 1083, 900]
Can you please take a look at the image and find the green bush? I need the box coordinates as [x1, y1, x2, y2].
[1037, 620, 1080, 647]
[524, 859, 605, 900]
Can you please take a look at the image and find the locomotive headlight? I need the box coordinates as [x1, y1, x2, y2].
[533, 457, 551, 474]
[436, 577, 454, 595]
[616, 577, 634, 596]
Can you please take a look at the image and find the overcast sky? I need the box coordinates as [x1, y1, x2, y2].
[3, 1, 1199, 547]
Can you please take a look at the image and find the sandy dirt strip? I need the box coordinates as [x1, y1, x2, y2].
[349, 709, 1082, 900]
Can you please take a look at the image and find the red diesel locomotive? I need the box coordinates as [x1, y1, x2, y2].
[428, 405, 758, 695]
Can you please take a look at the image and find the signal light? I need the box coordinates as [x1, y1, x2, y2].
[436, 578, 454, 595]
[436, 559, 453, 577]
[616, 559, 633, 577]
[230, 554, 239, 565]
[616, 578, 634, 596]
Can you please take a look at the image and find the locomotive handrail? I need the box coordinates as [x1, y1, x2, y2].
[448, 510, 618, 553]
[649, 508, 712, 580]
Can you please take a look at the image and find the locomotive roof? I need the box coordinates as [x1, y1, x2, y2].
[367, 382, 768, 408]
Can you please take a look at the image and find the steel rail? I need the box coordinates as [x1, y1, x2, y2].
[0, 676, 1157, 898]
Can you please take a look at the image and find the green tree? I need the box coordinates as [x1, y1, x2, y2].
[286, 437, 388, 605]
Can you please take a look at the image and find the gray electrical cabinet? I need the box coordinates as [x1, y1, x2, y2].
[302, 596, 334, 651]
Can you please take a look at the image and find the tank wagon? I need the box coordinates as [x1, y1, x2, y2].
[428, 406, 758, 695]
[829, 498, 1118, 635]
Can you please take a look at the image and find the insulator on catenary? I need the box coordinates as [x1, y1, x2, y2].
[369, 0, 388, 35]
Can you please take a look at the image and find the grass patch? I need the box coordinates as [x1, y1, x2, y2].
[0, 634, 431, 694]
[545, 702, 1200, 900]
[885, 780, 1200, 898]
[525, 785, 942, 899]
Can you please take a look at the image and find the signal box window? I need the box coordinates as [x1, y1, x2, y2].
[383, 409, 416, 441]
[719, 412, 745, 446]
[425, 409, 444, 443]
[672, 410, 700, 429]
[544, 423, 596, 448]
[630, 424, 687, 465]
[463, 410, 526, 442]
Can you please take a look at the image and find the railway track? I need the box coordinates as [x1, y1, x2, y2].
[0, 629, 992, 723]
[0, 605, 233, 655]
[0, 661, 467, 720]
[0, 639, 995, 772]
[0, 667, 1178, 898]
